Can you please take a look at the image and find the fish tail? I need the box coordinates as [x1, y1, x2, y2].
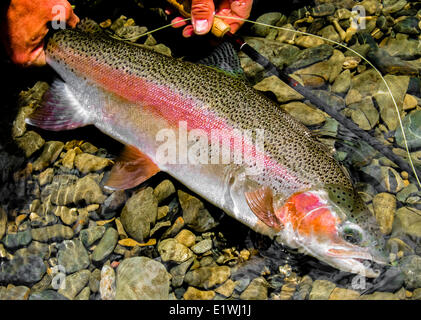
[25, 79, 92, 131]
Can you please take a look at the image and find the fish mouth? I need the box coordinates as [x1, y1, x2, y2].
[325, 246, 388, 278]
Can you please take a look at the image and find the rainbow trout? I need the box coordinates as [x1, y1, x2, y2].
[27, 28, 387, 277]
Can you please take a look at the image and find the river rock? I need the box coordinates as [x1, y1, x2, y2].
[361, 291, 398, 300]
[14, 241, 49, 259]
[215, 279, 236, 298]
[101, 190, 127, 219]
[170, 257, 194, 287]
[368, 47, 420, 76]
[120, 187, 157, 242]
[288, 44, 333, 70]
[15, 130, 45, 158]
[32, 141, 64, 171]
[31, 224, 74, 242]
[183, 286, 215, 300]
[100, 265, 116, 300]
[191, 239, 213, 254]
[399, 255, 421, 289]
[281, 102, 326, 125]
[92, 227, 118, 263]
[178, 190, 218, 232]
[74, 153, 112, 174]
[0, 207, 6, 240]
[29, 289, 69, 300]
[395, 110, 421, 150]
[347, 97, 379, 130]
[252, 12, 283, 37]
[239, 277, 269, 300]
[2, 228, 32, 250]
[329, 287, 360, 300]
[373, 193, 396, 235]
[50, 176, 106, 206]
[393, 207, 421, 238]
[294, 36, 325, 48]
[89, 268, 101, 293]
[383, 0, 407, 14]
[80, 225, 106, 247]
[175, 229, 196, 248]
[184, 266, 231, 289]
[75, 287, 90, 300]
[350, 69, 382, 98]
[382, 38, 421, 60]
[309, 280, 336, 300]
[115, 257, 170, 300]
[394, 17, 420, 35]
[57, 239, 90, 274]
[0, 286, 30, 300]
[253, 75, 304, 103]
[158, 238, 193, 263]
[332, 69, 351, 94]
[0, 254, 46, 285]
[154, 179, 176, 204]
[58, 269, 91, 300]
[380, 166, 405, 193]
[373, 75, 410, 131]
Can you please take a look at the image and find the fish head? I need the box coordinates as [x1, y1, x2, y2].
[277, 187, 388, 278]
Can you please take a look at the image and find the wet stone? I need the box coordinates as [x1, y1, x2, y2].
[158, 238, 193, 263]
[309, 280, 336, 300]
[0, 286, 30, 300]
[101, 190, 127, 219]
[174, 229, 196, 248]
[239, 277, 269, 300]
[50, 176, 106, 206]
[75, 286, 91, 300]
[329, 287, 360, 300]
[0, 207, 6, 240]
[252, 12, 283, 37]
[282, 102, 326, 126]
[92, 227, 118, 263]
[115, 257, 170, 300]
[80, 225, 106, 247]
[74, 153, 112, 174]
[311, 4, 335, 17]
[14, 241, 49, 260]
[0, 254, 46, 285]
[394, 17, 420, 35]
[153, 179, 176, 204]
[395, 110, 421, 150]
[215, 279, 236, 298]
[99, 265, 116, 300]
[361, 292, 398, 300]
[253, 75, 304, 103]
[15, 131, 45, 158]
[89, 268, 101, 293]
[373, 193, 396, 235]
[191, 239, 213, 254]
[58, 269, 91, 300]
[178, 190, 218, 232]
[32, 141, 64, 171]
[347, 97, 379, 130]
[31, 224, 74, 243]
[170, 257, 194, 288]
[183, 287, 215, 300]
[288, 44, 333, 70]
[332, 69, 351, 94]
[57, 239, 90, 274]
[29, 289, 69, 300]
[2, 228, 32, 250]
[184, 266, 231, 289]
[120, 187, 157, 242]
[393, 207, 421, 238]
[382, 0, 407, 14]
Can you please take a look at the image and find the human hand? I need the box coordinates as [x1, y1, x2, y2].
[170, 0, 253, 38]
[0, 0, 79, 67]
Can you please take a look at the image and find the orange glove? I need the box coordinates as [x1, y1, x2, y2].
[171, 0, 253, 37]
[0, 0, 79, 67]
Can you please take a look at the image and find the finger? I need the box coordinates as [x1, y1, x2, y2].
[191, 0, 215, 35]
[182, 25, 195, 38]
[171, 16, 189, 28]
[67, 11, 80, 28]
[229, 0, 253, 19]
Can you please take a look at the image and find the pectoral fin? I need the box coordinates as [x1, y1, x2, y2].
[245, 187, 283, 231]
[104, 145, 160, 190]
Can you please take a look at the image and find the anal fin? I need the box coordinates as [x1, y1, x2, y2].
[105, 145, 160, 190]
[245, 186, 283, 231]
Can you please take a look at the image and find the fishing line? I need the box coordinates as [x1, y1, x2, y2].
[214, 14, 421, 189]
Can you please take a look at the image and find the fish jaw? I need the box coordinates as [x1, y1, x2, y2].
[276, 190, 387, 278]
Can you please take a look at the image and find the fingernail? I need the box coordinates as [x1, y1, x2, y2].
[194, 19, 209, 34]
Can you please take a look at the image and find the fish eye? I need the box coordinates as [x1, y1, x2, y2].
[342, 225, 363, 245]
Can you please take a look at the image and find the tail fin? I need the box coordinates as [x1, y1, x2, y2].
[25, 79, 92, 131]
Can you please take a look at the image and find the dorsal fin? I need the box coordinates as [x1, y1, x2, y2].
[197, 42, 246, 79]
[104, 145, 160, 190]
